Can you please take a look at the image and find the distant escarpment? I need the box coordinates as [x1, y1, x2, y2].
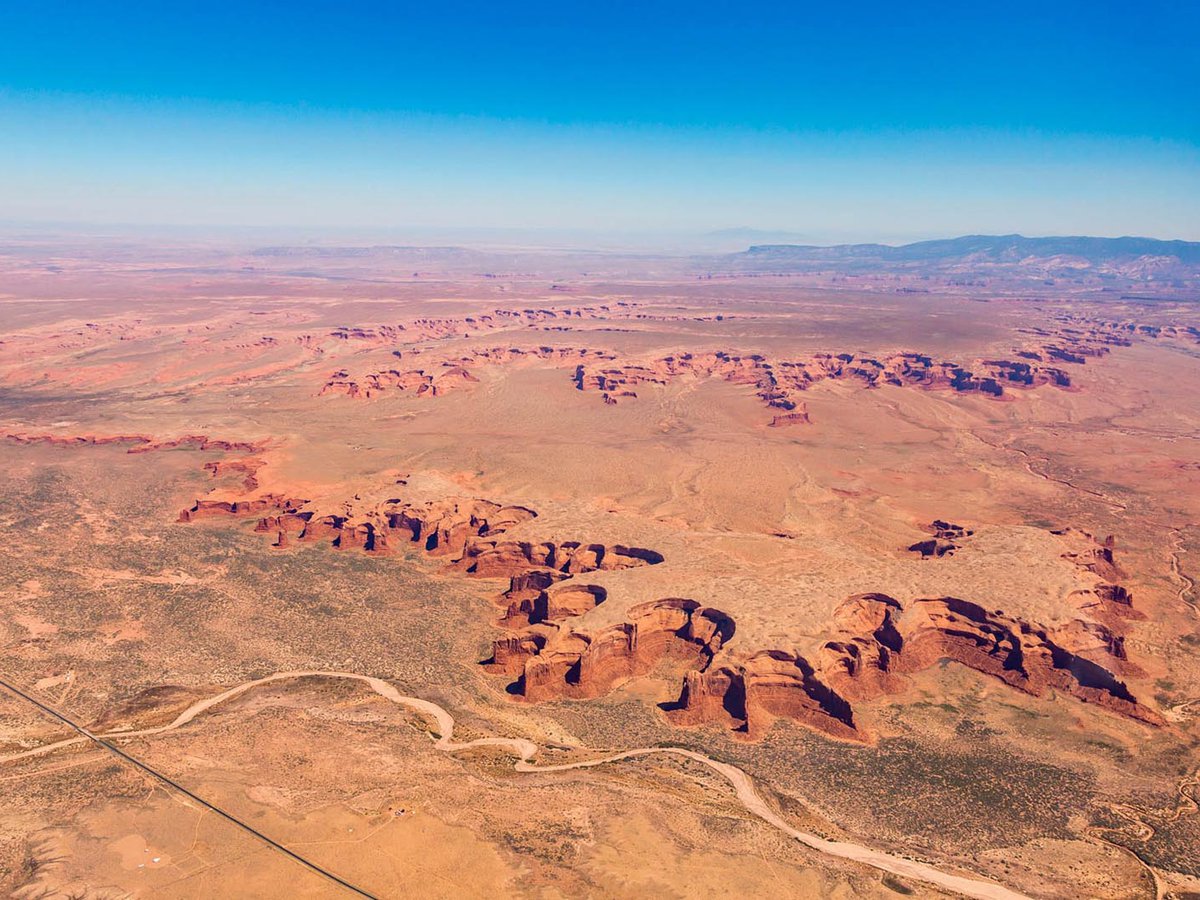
[571, 346, 1075, 424]
[721, 234, 1200, 280]
[314, 302, 640, 346]
[569, 320, 1147, 423]
[4, 431, 266, 454]
[309, 314, 1182, 423]
[309, 300, 741, 352]
[319, 345, 617, 400]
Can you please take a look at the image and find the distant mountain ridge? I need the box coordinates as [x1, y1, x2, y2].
[740, 234, 1200, 265]
[251, 245, 484, 260]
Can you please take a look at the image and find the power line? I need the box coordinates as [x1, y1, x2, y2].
[0, 675, 379, 899]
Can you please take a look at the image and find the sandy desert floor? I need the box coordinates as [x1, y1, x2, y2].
[1, 243, 1198, 899]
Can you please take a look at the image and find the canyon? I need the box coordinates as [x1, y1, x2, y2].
[1, 242, 1198, 899]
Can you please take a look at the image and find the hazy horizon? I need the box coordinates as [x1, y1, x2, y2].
[2, 1, 1197, 242]
[3, 219, 1199, 258]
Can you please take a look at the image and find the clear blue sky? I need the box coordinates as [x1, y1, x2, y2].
[1, 0, 1197, 242]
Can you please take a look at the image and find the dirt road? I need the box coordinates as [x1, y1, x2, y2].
[1, 670, 1032, 900]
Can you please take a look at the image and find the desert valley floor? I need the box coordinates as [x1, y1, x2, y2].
[0, 241, 1198, 899]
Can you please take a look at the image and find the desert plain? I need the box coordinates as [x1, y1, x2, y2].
[0, 236, 1198, 899]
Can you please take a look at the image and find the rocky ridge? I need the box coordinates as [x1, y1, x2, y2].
[176, 483, 1163, 742]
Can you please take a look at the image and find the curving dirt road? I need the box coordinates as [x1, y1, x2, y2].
[1, 670, 1032, 900]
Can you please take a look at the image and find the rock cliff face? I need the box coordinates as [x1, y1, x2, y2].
[4, 432, 156, 448]
[320, 346, 617, 400]
[175, 485, 1160, 740]
[660, 592, 1159, 741]
[768, 410, 812, 427]
[497, 599, 735, 703]
[898, 599, 1155, 721]
[202, 457, 265, 491]
[570, 345, 1078, 424]
[1082, 319, 1200, 345]
[1058, 530, 1137, 615]
[311, 316, 1177, 419]
[179, 494, 307, 523]
[182, 491, 668, 620]
[669, 651, 861, 741]
[243, 498, 540, 555]
[383, 499, 539, 556]
[908, 520, 974, 558]
[318, 303, 638, 347]
[500, 583, 608, 628]
[4, 431, 265, 454]
[456, 540, 663, 579]
[565, 320, 1154, 423]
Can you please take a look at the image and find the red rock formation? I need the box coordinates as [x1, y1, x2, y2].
[1063, 532, 1126, 581]
[503, 598, 735, 703]
[131, 435, 266, 454]
[202, 457, 265, 491]
[908, 519, 973, 558]
[242, 498, 540, 557]
[565, 312, 1172, 423]
[183, 492, 666, 617]
[570, 342, 1088, 425]
[178, 494, 306, 522]
[669, 651, 860, 741]
[3, 431, 266, 454]
[897, 598, 1159, 724]
[768, 409, 811, 427]
[384, 499, 539, 557]
[321, 346, 617, 400]
[3, 431, 155, 448]
[661, 592, 1160, 741]
[1059, 530, 1135, 614]
[983, 359, 1072, 389]
[173, 476, 1158, 738]
[253, 511, 311, 548]
[1094, 583, 1133, 606]
[821, 593, 906, 699]
[501, 584, 608, 628]
[455, 540, 664, 579]
[319, 304, 638, 349]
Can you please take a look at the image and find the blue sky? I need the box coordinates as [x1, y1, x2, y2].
[1, 1, 1197, 242]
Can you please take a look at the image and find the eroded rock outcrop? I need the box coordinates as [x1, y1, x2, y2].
[497, 599, 735, 704]
[319, 304, 636, 348]
[241, 498, 540, 555]
[659, 591, 1159, 741]
[457, 540, 663, 579]
[321, 346, 618, 400]
[821, 593, 907, 699]
[500, 584, 608, 628]
[1059, 530, 1136, 613]
[898, 598, 1158, 724]
[174, 477, 1159, 739]
[669, 649, 860, 740]
[179, 494, 307, 523]
[908, 520, 974, 558]
[383, 499, 539, 556]
[203, 457, 265, 492]
[4, 431, 265, 454]
[569, 342, 1087, 425]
